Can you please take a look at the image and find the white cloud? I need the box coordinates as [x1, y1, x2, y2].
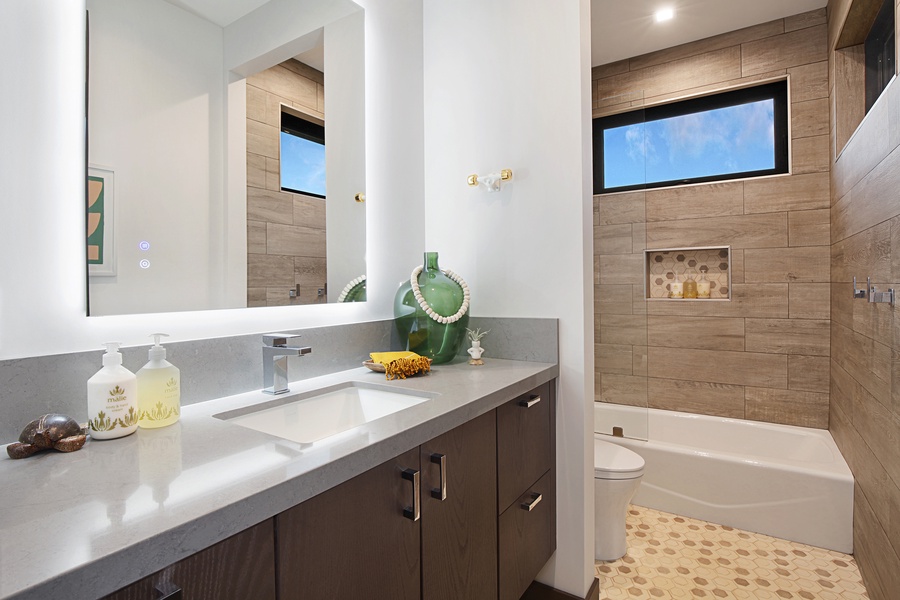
[655, 100, 774, 170]
[625, 124, 656, 165]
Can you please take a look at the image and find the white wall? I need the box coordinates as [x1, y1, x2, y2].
[0, 0, 424, 360]
[422, 0, 594, 596]
[325, 10, 367, 298]
[87, 0, 226, 316]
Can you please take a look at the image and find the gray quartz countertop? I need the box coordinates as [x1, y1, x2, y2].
[0, 358, 557, 600]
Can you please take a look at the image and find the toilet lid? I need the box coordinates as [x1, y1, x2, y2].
[594, 438, 644, 479]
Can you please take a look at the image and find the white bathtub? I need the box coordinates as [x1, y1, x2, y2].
[594, 403, 854, 553]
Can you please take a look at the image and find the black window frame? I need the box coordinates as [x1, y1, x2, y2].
[280, 110, 326, 199]
[865, 0, 895, 113]
[593, 80, 789, 194]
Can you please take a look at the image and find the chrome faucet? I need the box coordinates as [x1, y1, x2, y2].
[262, 333, 312, 395]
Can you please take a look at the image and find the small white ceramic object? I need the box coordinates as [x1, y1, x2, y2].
[467, 340, 485, 365]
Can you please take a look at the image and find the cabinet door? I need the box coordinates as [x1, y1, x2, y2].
[421, 411, 498, 600]
[101, 519, 276, 600]
[497, 381, 552, 513]
[276, 448, 421, 600]
[498, 469, 556, 600]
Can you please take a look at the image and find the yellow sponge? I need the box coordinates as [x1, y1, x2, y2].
[369, 351, 432, 380]
[369, 351, 416, 364]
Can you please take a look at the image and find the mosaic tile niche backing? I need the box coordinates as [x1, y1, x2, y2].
[646, 247, 730, 300]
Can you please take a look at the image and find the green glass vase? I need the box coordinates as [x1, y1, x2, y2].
[394, 252, 469, 364]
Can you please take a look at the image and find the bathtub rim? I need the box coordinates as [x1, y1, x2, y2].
[593, 403, 853, 480]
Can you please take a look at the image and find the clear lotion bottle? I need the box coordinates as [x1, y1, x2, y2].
[137, 333, 181, 428]
[87, 342, 139, 440]
[683, 275, 698, 299]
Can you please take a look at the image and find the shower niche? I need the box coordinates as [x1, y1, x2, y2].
[644, 246, 731, 301]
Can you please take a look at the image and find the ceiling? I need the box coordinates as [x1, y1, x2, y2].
[165, 0, 831, 70]
[162, 0, 326, 70]
[163, 0, 271, 27]
[591, 0, 828, 67]
[293, 30, 326, 72]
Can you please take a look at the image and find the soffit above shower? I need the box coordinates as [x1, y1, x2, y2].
[591, 0, 828, 67]
[162, 0, 271, 27]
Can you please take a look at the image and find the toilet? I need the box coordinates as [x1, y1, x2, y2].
[594, 435, 645, 561]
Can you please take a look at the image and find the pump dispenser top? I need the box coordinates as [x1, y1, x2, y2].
[148, 333, 169, 362]
[101, 342, 124, 367]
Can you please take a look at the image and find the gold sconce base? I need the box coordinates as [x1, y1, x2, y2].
[467, 169, 513, 190]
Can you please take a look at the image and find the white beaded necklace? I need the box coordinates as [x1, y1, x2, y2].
[337, 275, 366, 303]
[410, 266, 470, 324]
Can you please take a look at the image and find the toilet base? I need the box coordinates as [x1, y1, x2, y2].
[594, 477, 641, 561]
[595, 509, 628, 561]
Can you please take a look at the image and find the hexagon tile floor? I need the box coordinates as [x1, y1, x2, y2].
[596, 505, 869, 599]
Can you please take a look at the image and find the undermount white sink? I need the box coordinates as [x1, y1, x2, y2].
[214, 382, 436, 445]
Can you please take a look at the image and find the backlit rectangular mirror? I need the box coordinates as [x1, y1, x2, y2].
[87, 0, 366, 316]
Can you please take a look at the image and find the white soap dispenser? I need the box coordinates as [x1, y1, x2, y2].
[137, 333, 181, 429]
[87, 342, 139, 440]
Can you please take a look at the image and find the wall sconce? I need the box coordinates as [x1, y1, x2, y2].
[467, 169, 512, 192]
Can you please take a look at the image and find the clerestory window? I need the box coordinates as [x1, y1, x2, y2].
[593, 80, 789, 194]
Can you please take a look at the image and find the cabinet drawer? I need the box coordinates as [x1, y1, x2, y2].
[498, 469, 556, 600]
[497, 381, 552, 513]
[101, 519, 276, 600]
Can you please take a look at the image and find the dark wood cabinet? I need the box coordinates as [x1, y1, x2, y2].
[498, 470, 556, 600]
[277, 412, 500, 600]
[497, 381, 553, 513]
[101, 519, 276, 600]
[497, 381, 556, 600]
[276, 447, 421, 600]
[103, 378, 556, 600]
[421, 411, 498, 600]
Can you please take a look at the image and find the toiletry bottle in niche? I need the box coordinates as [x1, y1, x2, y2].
[684, 275, 698, 299]
[87, 342, 139, 440]
[697, 273, 711, 299]
[138, 333, 181, 428]
[670, 274, 683, 299]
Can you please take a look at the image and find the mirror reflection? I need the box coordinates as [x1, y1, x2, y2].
[87, 0, 366, 316]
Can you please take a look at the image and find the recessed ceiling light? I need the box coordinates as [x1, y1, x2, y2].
[655, 7, 675, 22]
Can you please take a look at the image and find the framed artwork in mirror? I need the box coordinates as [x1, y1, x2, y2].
[87, 165, 115, 276]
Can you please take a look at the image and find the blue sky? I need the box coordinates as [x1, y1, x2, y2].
[280, 132, 326, 197]
[604, 99, 775, 189]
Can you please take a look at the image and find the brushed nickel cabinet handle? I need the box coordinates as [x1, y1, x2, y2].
[519, 395, 541, 408]
[402, 468, 420, 521]
[521, 493, 543, 512]
[155, 582, 182, 599]
[431, 453, 447, 501]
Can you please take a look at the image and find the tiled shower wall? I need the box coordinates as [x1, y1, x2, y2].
[826, 0, 900, 597]
[246, 59, 328, 307]
[593, 8, 831, 428]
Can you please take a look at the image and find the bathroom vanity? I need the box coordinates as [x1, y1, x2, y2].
[0, 359, 557, 600]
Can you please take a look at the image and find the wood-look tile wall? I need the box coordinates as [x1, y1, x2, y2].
[246, 59, 327, 307]
[827, 0, 900, 597]
[592, 8, 831, 428]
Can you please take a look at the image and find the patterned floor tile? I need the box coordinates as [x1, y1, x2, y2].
[596, 505, 869, 600]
